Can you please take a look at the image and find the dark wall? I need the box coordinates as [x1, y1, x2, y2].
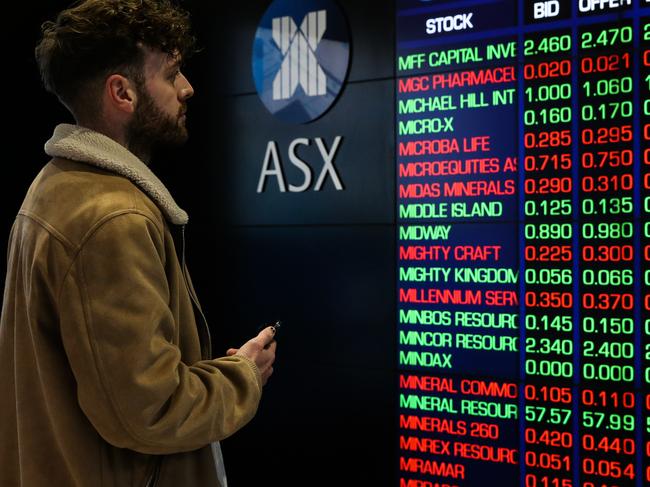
[4, 1, 396, 485]
[191, 2, 397, 484]
[4, 3, 74, 259]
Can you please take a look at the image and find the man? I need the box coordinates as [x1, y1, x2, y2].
[0, 1, 276, 486]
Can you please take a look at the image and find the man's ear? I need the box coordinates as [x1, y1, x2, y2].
[105, 74, 137, 114]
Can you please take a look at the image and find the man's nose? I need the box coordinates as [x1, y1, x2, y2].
[179, 73, 194, 100]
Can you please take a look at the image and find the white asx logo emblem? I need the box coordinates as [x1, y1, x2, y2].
[252, 0, 349, 123]
[272, 10, 327, 100]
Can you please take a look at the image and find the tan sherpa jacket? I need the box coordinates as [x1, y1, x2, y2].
[0, 124, 262, 486]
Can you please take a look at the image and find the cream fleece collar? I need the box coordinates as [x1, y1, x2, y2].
[44, 124, 189, 225]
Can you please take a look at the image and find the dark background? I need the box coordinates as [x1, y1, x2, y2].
[4, 1, 397, 485]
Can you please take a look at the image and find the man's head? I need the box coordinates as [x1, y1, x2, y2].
[35, 0, 197, 156]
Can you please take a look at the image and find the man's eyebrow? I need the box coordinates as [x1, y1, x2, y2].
[166, 57, 183, 72]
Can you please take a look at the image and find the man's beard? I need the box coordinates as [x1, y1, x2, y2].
[126, 87, 188, 162]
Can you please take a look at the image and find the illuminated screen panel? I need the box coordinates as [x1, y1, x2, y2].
[396, 1, 650, 486]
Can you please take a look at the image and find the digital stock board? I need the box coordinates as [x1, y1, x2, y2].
[396, 1, 650, 487]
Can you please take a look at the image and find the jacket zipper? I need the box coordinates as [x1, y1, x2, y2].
[181, 225, 212, 358]
[144, 471, 156, 487]
[144, 458, 161, 487]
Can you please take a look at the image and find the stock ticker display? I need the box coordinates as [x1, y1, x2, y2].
[396, 1, 650, 486]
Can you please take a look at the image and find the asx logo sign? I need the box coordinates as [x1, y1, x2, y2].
[252, 0, 350, 124]
[271, 10, 327, 100]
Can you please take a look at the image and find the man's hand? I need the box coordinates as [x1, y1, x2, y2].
[226, 326, 276, 385]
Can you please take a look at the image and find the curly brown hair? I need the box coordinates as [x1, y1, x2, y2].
[35, 0, 197, 120]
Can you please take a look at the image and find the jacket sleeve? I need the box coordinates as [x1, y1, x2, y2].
[58, 211, 262, 454]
